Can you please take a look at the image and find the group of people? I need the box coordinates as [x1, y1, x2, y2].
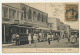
[12, 33, 38, 46]
[61, 31, 78, 44]
[28, 32, 60, 46]
[28, 34, 37, 47]
[11, 32, 78, 46]
[47, 33, 60, 45]
[11, 32, 60, 46]
[12, 33, 20, 45]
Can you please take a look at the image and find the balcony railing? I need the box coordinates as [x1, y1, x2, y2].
[2, 17, 10, 21]
[14, 20, 19, 24]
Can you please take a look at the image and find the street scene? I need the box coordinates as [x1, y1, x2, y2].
[2, 3, 79, 48]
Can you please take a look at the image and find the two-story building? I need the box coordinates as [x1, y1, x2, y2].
[2, 3, 48, 43]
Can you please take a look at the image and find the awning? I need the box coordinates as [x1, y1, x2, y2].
[36, 27, 50, 30]
[9, 24, 19, 27]
[26, 27, 35, 29]
[18, 26, 26, 28]
[18, 26, 35, 29]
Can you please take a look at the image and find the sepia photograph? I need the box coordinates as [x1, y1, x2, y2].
[2, 3, 79, 53]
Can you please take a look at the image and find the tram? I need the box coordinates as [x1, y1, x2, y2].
[70, 30, 79, 38]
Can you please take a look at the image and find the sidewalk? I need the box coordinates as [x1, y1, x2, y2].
[2, 38, 79, 48]
[2, 43, 14, 47]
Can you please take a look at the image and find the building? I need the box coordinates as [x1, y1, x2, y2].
[60, 22, 70, 38]
[2, 3, 48, 43]
[48, 17, 61, 31]
[64, 24, 70, 35]
[48, 17, 71, 38]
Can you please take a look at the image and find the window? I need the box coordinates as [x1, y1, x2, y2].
[9, 9, 12, 18]
[43, 15, 45, 22]
[13, 10, 16, 18]
[21, 12, 23, 20]
[2, 7, 8, 18]
[43, 15, 47, 22]
[42, 14, 44, 22]
[9, 9, 16, 18]
[57, 26, 60, 30]
[45, 15, 48, 22]
[17, 11, 19, 19]
[22, 7, 26, 19]
[44, 15, 47, 22]
[28, 9, 32, 19]
[20, 28, 26, 33]
[37, 13, 40, 21]
[50, 24, 52, 28]
[33, 11, 36, 20]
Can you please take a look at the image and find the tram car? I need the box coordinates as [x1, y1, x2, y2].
[19, 33, 33, 45]
[70, 30, 79, 38]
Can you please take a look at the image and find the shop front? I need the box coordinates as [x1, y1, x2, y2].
[2, 24, 19, 43]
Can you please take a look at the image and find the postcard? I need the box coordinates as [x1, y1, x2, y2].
[2, 3, 79, 53]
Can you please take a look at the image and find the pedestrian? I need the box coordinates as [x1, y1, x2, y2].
[70, 34, 76, 44]
[44, 33, 47, 41]
[75, 34, 78, 42]
[36, 33, 39, 42]
[51, 33, 54, 41]
[16, 33, 20, 46]
[47, 33, 51, 45]
[33, 34, 37, 47]
[68, 35, 70, 42]
[28, 34, 32, 46]
[12, 34, 16, 43]
[39, 32, 42, 41]
[56, 33, 60, 42]
[42, 33, 44, 41]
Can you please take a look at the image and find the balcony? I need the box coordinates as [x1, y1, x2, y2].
[2, 17, 11, 24]
[2, 17, 10, 21]
[14, 20, 19, 24]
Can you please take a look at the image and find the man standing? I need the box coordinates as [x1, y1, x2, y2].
[47, 33, 51, 45]
[70, 34, 76, 44]
[39, 32, 42, 42]
[68, 35, 70, 42]
[33, 34, 37, 47]
[51, 33, 54, 41]
[56, 33, 60, 42]
[16, 33, 20, 46]
[28, 34, 32, 46]
[75, 33, 78, 42]
[12, 34, 16, 44]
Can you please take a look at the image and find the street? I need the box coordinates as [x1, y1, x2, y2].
[2, 38, 79, 48]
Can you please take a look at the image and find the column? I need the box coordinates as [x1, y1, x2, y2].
[8, 8, 9, 19]
[4, 25, 6, 43]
